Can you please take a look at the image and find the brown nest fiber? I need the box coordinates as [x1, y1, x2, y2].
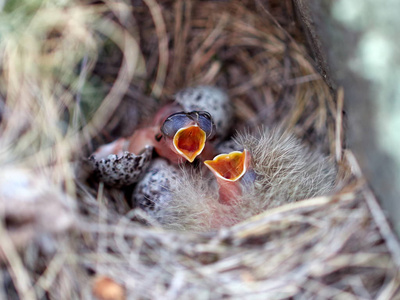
[0, 0, 399, 299]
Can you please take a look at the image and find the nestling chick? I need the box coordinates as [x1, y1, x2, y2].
[145, 85, 233, 162]
[204, 149, 252, 205]
[237, 128, 336, 210]
[155, 110, 216, 163]
[89, 86, 232, 187]
[146, 127, 336, 231]
[122, 85, 232, 162]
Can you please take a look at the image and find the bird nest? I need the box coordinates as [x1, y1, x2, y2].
[0, 0, 399, 299]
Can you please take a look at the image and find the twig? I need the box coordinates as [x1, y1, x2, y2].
[143, 0, 169, 97]
[335, 87, 344, 162]
[0, 223, 36, 300]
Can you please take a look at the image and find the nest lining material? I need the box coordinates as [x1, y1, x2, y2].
[0, 0, 399, 299]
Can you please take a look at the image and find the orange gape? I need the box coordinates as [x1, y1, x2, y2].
[204, 151, 247, 181]
[204, 150, 250, 205]
[173, 125, 206, 162]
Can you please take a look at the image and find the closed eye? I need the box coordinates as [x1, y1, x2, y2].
[196, 111, 216, 139]
[160, 112, 190, 137]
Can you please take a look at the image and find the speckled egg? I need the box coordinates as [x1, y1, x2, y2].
[132, 158, 182, 221]
[88, 146, 153, 188]
[174, 86, 233, 139]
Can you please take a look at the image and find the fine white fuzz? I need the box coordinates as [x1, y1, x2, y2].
[236, 127, 337, 211]
[137, 127, 336, 232]
[160, 169, 240, 231]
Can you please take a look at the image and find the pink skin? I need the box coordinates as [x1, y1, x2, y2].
[126, 126, 158, 155]
[155, 126, 215, 163]
[93, 138, 127, 159]
[93, 102, 215, 163]
[93, 103, 178, 158]
[200, 143, 215, 162]
[151, 102, 182, 127]
[155, 105, 215, 162]
[155, 135, 187, 164]
[93, 125, 186, 164]
[205, 150, 251, 205]
[215, 178, 243, 205]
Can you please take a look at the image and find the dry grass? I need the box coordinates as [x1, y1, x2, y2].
[0, 0, 399, 299]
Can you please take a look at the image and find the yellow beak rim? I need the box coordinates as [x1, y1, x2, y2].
[173, 125, 207, 162]
[204, 149, 249, 182]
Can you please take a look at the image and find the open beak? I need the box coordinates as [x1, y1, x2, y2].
[204, 150, 249, 181]
[204, 150, 250, 205]
[173, 125, 207, 162]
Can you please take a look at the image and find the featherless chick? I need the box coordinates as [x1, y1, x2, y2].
[128, 85, 232, 163]
[89, 86, 233, 187]
[94, 86, 231, 163]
